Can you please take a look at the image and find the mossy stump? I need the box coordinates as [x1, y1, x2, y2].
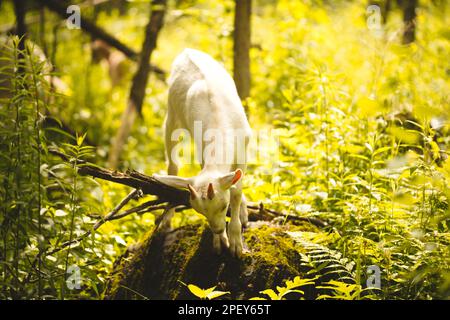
[104, 220, 349, 300]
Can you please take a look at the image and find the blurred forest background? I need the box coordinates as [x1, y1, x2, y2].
[0, 0, 449, 300]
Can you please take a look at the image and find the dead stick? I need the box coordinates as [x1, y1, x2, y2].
[109, 201, 166, 220]
[93, 189, 142, 229]
[247, 204, 328, 228]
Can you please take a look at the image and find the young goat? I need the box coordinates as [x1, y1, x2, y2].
[153, 49, 252, 258]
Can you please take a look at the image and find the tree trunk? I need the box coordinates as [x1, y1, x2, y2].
[104, 220, 355, 300]
[233, 0, 251, 105]
[36, 0, 165, 78]
[402, 0, 418, 44]
[108, 0, 167, 169]
[384, 0, 392, 23]
[13, 0, 27, 51]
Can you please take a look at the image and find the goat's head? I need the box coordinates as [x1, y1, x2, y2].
[153, 169, 242, 234]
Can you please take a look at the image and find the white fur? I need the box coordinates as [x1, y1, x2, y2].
[153, 48, 251, 258]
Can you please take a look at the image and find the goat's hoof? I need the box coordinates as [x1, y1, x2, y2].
[213, 245, 222, 255]
[240, 214, 248, 228]
[213, 233, 228, 255]
[229, 239, 243, 258]
[221, 234, 229, 249]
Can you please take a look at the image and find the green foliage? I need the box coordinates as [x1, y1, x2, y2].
[1, 0, 449, 299]
[250, 276, 317, 300]
[317, 280, 370, 300]
[182, 282, 230, 300]
[0, 37, 152, 299]
[0, 37, 49, 298]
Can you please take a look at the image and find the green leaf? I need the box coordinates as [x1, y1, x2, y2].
[113, 235, 127, 246]
[55, 209, 68, 217]
[260, 289, 280, 300]
[76, 133, 87, 146]
[206, 290, 230, 300]
[187, 284, 206, 299]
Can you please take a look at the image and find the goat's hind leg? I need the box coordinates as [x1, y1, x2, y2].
[158, 176, 177, 232]
[158, 111, 180, 233]
[239, 194, 249, 228]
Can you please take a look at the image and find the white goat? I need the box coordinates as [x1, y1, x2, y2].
[153, 48, 251, 258]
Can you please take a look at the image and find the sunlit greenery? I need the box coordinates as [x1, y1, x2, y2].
[0, 0, 449, 299]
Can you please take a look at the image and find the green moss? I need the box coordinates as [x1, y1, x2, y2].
[161, 223, 207, 299]
[105, 219, 331, 300]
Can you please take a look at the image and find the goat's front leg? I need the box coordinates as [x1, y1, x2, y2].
[213, 230, 229, 254]
[228, 186, 243, 258]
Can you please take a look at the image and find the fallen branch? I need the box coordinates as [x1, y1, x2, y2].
[108, 200, 167, 220]
[247, 203, 328, 228]
[93, 189, 142, 228]
[49, 148, 190, 206]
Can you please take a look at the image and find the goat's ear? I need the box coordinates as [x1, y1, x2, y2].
[152, 174, 193, 189]
[218, 169, 243, 189]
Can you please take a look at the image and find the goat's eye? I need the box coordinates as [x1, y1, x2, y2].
[222, 205, 227, 211]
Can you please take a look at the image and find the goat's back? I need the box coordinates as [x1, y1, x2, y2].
[167, 49, 249, 133]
